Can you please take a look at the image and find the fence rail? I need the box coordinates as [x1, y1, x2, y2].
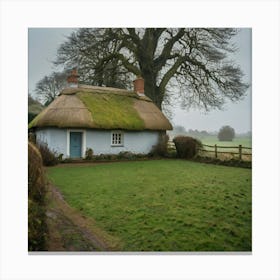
[168, 141, 252, 161]
[199, 144, 252, 160]
[202, 144, 252, 150]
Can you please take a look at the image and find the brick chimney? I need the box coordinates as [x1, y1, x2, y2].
[67, 69, 79, 88]
[133, 76, 145, 96]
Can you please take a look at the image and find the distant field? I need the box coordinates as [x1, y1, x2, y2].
[200, 136, 252, 148]
[199, 136, 252, 160]
[47, 160, 252, 251]
[168, 135, 252, 160]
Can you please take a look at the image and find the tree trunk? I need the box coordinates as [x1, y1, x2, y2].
[142, 72, 163, 110]
[134, 29, 164, 110]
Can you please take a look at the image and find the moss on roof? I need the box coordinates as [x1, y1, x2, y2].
[76, 92, 145, 130]
[28, 85, 172, 131]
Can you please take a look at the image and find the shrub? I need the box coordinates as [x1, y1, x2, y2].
[194, 156, 252, 169]
[95, 153, 106, 161]
[57, 153, 64, 161]
[218, 125, 235, 141]
[79, 152, 148, 162]
[28, 141, 48, 251]
[28, 132, 36, 144]
[117, 151, 135, 160]
[85, 148, 94, 160]
[150, 133, 169, 157]
[36, 142, 59, 166]
[173, 136, 202, 159]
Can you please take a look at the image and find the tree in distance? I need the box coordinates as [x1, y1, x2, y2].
[35, 71, 68, 105]
[54, 28, 249, 112]
[218, 125, 235, 141]
[28, 94, 44, 122]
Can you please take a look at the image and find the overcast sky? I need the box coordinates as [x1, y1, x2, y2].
[28, 28, 251, 133]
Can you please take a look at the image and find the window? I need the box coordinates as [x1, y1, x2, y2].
[111, 131, 123, 146]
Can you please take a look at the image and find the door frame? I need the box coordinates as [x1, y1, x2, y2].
[66, 129, 86, 158]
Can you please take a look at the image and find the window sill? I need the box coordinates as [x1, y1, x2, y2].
[111, 144, 124, 147]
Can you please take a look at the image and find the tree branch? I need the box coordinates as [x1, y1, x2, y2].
[126, 28, 141, 45]
[95, 53, 140, 76]
[117, 53, 141, 76]
[153, 28, 166, 41]
[154, 28, 185, 71]
[159, 55, 186, 93]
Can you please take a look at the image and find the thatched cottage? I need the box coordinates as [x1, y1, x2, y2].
[29, 71, 172, 158]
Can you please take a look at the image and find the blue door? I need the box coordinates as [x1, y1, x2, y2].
[70, 132, 82, 158]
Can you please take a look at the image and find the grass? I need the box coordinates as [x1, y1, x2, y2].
[47, 159, 251, 251]
[45, 184, 112, 251]
[77, 92, 145, 130]
[201, 136, 252, 148]
[198, 136, 252, 160]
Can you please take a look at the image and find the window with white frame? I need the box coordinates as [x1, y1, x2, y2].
[111, 131, 123, 146]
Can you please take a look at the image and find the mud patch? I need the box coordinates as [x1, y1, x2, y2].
[46, 184, 121, 251]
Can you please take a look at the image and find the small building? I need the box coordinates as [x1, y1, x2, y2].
[29, 71, 173, 158]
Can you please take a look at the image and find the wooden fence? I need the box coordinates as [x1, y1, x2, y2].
[168, 142, 252, 161]
[199, 144, 252, 160]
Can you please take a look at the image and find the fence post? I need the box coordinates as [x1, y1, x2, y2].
[215, 144, 217, 158]
[239, 145, 242, 160]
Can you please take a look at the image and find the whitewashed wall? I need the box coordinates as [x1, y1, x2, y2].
[36, 128, 67, 156]
[86, 130, 159, 155]
[35, 128, 160, 158]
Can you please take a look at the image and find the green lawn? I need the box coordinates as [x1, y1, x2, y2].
[47, 160, 252, 251]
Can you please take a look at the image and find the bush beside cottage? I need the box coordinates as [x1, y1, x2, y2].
[28, 142, 48, 251]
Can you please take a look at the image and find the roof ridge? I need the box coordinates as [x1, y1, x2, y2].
[60, 85, 152, 102]
[78, 84, 131, 92]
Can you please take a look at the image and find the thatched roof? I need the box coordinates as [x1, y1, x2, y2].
[29, 85, 173, 131]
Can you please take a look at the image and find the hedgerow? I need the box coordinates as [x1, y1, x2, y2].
[28, 142, 48, 251]
[173, 136, 202, 159]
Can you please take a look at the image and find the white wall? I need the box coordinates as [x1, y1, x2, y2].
[86, 130, 159, 155]
[35, 128, 160, 158]
[36, 128, 67, 156]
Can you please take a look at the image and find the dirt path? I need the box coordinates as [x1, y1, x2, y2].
[46, 184, 120, 251]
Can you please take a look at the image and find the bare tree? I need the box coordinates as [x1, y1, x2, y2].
[35, 71, 68, 105]
[55, 28, 249, 111]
